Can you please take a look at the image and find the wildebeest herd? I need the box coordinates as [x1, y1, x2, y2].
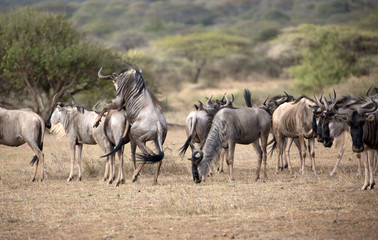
[0, 65, 377, 190]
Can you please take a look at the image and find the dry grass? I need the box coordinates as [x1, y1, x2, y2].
[1, 79, 378, 239]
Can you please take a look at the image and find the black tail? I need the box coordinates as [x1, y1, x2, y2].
[101, 137, 125, 158]
[244, 89, 252, 108]
[179, 135, 192, 157]
[30, 141, 43, 166]
[268, 136, 277, 157]
[136, 152, 164, 164]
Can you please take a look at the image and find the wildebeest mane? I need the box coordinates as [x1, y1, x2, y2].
[116, 70, 162, 118]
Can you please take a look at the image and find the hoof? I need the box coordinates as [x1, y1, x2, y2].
[115, 181, 120, 187]
[31, 178, 36, 182]
[78, 177, 82, 181]
[67, 177, 73, 182]
[369, 183, 375, 190]
[121, 179, 125, 184]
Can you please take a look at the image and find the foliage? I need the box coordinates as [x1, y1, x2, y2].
[153, 31, 249, 83]
[0, 7, 122, 120]
[284, 24, 378, 92]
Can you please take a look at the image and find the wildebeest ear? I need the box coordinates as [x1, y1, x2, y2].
[365, 113, 375, 121]
[193, 104, 199, 110]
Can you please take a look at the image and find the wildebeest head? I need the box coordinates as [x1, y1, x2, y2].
[334, 99, 377, 153]
[190, 150, 204, 183]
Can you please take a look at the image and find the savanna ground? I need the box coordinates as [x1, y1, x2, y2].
[1, 79, 377, 239]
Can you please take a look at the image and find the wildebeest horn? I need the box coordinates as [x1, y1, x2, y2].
[224, 95, 229, 106]
[70, 94, 76, 105]
[52, 92, 60, 104]
[263, 94, 270, 106]
[323, 96, 329, 110]
[198, 101, 204, 110]
[93, 100, 101, 111]
[314, 94, 322, 107]
[284, 91, 289, 98]
[357, 98, 378, 115]
[231, 94, 234, 103]
[366, 85, 373, 97]
[333, 89, 336, 101]
[136, 64, 142, 74]
[220, 92, 226, 102]
[206, 95, 213, 106]
[98, 67, 111, 79]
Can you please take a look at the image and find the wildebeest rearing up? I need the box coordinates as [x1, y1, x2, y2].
[0, 107, 45, 181]
[94, 66, 167, 184]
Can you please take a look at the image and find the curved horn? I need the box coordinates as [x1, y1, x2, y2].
[224, 95, 229, 106]
[52, 92, 60, 104]
[333, 89, 336, 101]
[323, 96, 330, 110]
[220, 92, 226, 103]
[206, 95, 213, 106]
[70, 94, 76, 105]
[358, 98, 378, 115]
[98, 67, 111, 79]
[314, 94, 322, 108]
[284, 91, 289, 98]
[263, 94, 270, 106]
[93, 100, 101, 111]
[136, 64, 142, 74]
[231, 94, 234, 103]
[366, 85, 373, 97]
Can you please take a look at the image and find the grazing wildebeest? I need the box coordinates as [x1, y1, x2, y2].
[94, 66, 167, 185]
[0, 107, 45, 181]
[191, 90, 272, 183]
[314, 93, 362, 176]
[272, 96, 318, 175]
[333, 98, 378, 190]
[47, 101, 127, 184]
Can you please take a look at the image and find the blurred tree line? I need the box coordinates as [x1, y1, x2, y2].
[0, 0, 378, 116]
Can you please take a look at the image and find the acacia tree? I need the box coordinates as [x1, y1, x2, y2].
[0, 7, 122, 120]
[154, 31, 248, 83]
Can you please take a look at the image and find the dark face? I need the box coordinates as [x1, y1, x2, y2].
[320, 112, 335, 148]
[314, 110, 324, 143]
[348, 111, 365, 153]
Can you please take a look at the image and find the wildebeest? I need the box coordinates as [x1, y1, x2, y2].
[314, 93, 362, 176]
[272, 96, 318, 175]
[0, 107, 45, 181]
[333, 98, 378, 189]
[47, 101, 127, 184]
[191, 90, 272, 183]
[94, 66, 167, 185]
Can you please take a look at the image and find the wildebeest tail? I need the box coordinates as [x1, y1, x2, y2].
[101, 137, 125, 158]
[136, 152, 164, 163]
[268, 136, 277, 157]
[30, 119, 44, 166]
[179, 135, 192, 157]
[244, 89, 252, 108]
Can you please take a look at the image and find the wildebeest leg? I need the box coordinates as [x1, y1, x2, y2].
[309, 138, 317, 175]
[362, 151, 370, 190]
[153, 161, 163, 185]
[226, 142, 236, 182]
[284, 138, 294, 174]
[103, 156, 110, 181]
[356, 153, 362, 177]
[26, 140, 44, 182]
[368, 150, 375, 189]
[275, 135, 284, 174]
[115, 148, 125, 187]
[298, 135, 305, 175]
[130, 141, 137, 170]
[77, 143, 83, 181]
[217, 149, 225, 173]
[330, 135, 346, 176]
[108, 154, 115, 184]
[131, 141, 151, 182]
[67, 143, 76, 182]
[252, 140, 263, 181]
